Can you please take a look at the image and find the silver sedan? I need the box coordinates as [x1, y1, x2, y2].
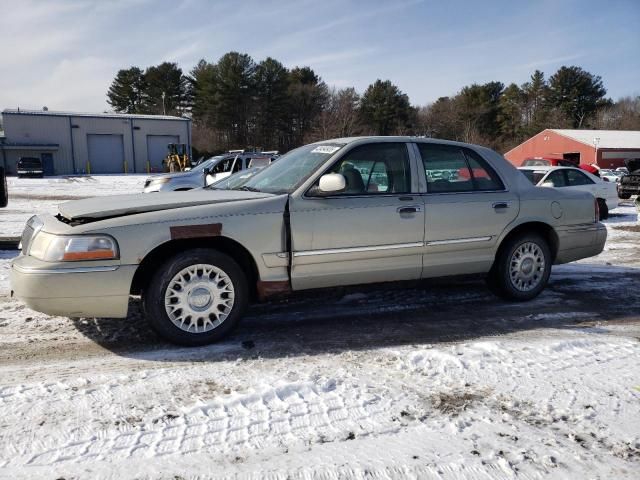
[11, 136, 606, 345]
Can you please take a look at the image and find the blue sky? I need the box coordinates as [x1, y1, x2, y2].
[1, 0, 638, 112]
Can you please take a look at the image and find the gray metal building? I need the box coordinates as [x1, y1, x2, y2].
[0, 109, 191, 175]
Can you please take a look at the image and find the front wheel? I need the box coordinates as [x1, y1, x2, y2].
[618, 192, 631, 200]
[487, 233, 552, 301]
[143, 249, 248, 346]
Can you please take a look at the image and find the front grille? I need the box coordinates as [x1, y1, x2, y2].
[622, 175, 640, 186]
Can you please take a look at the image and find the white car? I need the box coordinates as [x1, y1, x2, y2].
[599, 169, 623, 183]
[519, 166, 618, 219]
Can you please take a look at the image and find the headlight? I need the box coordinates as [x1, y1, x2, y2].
[29, 232, 119, 262]
[149, 178, 170, 185]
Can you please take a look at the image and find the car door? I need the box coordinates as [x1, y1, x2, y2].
[289, 142, 425, 290]
[564, 168, 597, 195]
[416, 143, 519, 277]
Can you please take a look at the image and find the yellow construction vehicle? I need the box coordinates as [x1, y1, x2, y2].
[163, 143, 191, 172]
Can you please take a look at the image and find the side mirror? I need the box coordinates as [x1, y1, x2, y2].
[317, 173, 346, 195]
[541, 181, 555, 188]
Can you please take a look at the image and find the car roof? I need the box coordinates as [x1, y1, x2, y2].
[518, 166, 581, 171]
[313, 135, 488, 150]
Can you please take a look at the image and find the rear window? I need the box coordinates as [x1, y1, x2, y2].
[248, 157, 271, 168]
[522, 159, 551, 166]
[18, 158, 42, 167]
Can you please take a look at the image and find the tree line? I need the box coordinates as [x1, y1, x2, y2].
[107, 53, 640, 155]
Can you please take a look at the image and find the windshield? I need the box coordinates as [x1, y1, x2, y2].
[190, 155, 227, 173]
[209, 167, 262, 190]
[520, 169, 546, 185]
[231, 143, 344, 194]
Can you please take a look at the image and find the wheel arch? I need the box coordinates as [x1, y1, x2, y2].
[130, 236, 260, 300]
[495, 221, 559, 265]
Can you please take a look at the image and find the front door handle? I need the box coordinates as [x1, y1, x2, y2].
[492, 202, 509, 210]
[397, 205, 422, 214]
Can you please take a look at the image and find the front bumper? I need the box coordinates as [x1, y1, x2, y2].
[10, 255, 137, 318]
[554, 223, 607, 264]
[17, 170, 44, 176]
[618, 185, 639, 196]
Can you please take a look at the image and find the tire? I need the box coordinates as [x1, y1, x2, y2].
[143, 249, 248, 346]
[486, 233, 552, 301]
[0, 167, 7, 208]
[618, 192, 631, 200]
[597, 198, 609, 220]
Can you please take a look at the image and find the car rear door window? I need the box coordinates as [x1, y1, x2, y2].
[329, 143, 411, 194]
[545, 170, 567, 187]
[566, 169, 594, 186]
[418, 144, 503, 193]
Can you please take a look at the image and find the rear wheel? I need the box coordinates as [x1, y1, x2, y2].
[487, 233, 552, 301]
[618, 192, 631, 200]
[597, 198, 609, 220]
[143, 249, 248, 346]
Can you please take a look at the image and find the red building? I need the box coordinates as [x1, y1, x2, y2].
[504, 129, 640, 169]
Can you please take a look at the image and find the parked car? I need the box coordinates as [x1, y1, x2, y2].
[599, 169, 623, 183]
[11, 137, 606, 346]
[617, 158, 640, 200]
[521, 157, 577, 167]
[143, 151, 277, 193]
[519, 166, 618, 219]
[0, 166, 7, 208]
[16, 157, 44, 178]
[208, 166, 264, 190]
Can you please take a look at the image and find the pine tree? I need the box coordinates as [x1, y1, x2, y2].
[547, 66, 607, 128]
[107, 67, 146, 113]
[254, 57, 290, 149]
[142, 62, 189, 116]
[359, 79, 413, 136]
[214, 52, 256, 148]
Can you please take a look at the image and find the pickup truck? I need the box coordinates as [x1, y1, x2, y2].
[11, 137, 606, 345]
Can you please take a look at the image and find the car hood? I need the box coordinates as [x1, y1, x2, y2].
[58, 189, 274, 221]
[147, 170, 201, 181]
[624, 158, 640, 174]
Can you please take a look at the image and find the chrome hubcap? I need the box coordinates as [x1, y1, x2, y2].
[164, 264, 235, 333]
[509, 242, 545, 292]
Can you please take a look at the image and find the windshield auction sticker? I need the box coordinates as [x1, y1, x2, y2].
[311, 145, 341, 154]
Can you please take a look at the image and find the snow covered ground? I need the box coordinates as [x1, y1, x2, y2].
[0, 176, 639, 479]
[2, 175, 147, 238]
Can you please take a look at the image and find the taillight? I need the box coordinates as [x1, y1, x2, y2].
[594, 198, 599, 223]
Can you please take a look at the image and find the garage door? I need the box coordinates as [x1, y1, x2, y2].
[147, 135, 179, 172]
[87, 134, 124, 174]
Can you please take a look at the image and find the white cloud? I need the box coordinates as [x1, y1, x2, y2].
[2, 57, 116, 112]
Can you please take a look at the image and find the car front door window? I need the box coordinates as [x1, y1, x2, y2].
[327, 143, 411, 195]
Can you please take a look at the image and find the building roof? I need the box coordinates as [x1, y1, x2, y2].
[550, 129, 640, 149]
[2, 109, 189, 121]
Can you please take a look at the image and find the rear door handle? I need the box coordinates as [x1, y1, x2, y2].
[397, 205, 421, 214]
[492, 202, 509, 210]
